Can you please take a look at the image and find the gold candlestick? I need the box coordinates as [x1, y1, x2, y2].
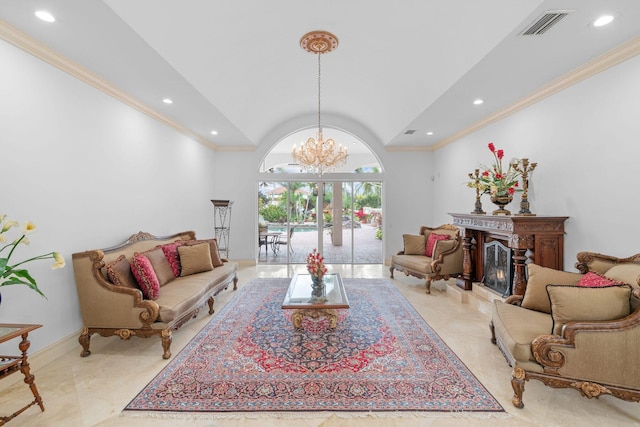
[469, 169, 486, 214]
[514, 158, 537, 216]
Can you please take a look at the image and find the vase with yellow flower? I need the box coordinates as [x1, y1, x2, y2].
[468, 143, 521, 215]
[1, 214, 65, 305]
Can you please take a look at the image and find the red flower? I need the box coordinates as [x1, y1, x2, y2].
[495, 173, 502, 179]
[514, 182, 519, 187]
[508, 187, 516, 195]
[497, 149, 504, 160]
[488, 142, 495, 153]
[482, 171, 489, 177]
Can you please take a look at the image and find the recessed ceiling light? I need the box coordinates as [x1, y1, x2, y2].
[35, 10, 56, 23]
[162, 98, 173, 104]
[593, 15, 614, 27]
[210, 130, 218, 135]
[473, 99, 484, 105]
[426, 131, 434, 136]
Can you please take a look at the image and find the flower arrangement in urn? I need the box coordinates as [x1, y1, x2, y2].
[1, 214, 65, 301]
[468, 143, 521, 215]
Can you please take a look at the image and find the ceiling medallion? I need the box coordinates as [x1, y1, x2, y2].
[293, 31, 347, 175]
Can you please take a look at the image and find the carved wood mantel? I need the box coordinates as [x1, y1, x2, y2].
[449, 213, 568, 295]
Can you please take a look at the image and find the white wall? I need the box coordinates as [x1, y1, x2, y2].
[0, 40, 218, 351]
[433, 53, 640, 267]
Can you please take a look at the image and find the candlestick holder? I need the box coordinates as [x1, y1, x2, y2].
[514, 158, 537, 216]
[469, 169, 486, 214]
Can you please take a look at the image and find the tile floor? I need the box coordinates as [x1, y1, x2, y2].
[1, 264, 638, 426]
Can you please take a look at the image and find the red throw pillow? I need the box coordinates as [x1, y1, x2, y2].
[130, 253, 160, 300]
[577, 271, 624, 288]
[425, 233, 450, 257]
[160, 241, 185, 277]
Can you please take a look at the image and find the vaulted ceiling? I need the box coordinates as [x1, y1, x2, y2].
[2, 0, 640, 151]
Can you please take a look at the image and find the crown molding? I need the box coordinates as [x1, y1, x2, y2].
[385, 145, 433, 153]
[0, 19, 220, 150]
[431, 35, 640, 151]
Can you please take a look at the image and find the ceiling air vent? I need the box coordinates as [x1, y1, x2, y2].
[520, 10, 572, 36]
[404, 130, 416, 135]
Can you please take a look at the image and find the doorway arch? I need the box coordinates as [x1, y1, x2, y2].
[257, 126, 384, 265]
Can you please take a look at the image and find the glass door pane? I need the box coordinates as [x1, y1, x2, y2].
[353, 180, 383, 263]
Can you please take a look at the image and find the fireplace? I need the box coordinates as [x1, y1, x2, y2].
[483, 240, 512, 297]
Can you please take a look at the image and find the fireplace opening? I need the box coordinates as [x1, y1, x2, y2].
[483, 240, 512, 297]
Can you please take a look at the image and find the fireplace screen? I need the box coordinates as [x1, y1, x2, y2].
[483, 241, 512, 297]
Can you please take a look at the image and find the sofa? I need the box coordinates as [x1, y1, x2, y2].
[389, 224, 463, 293]
[490, 252, 640, 408]
[72, 231, 238, 359]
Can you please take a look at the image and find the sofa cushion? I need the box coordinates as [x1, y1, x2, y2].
[105, 255, 138, 289]
[142, 247, 175, 286]
[160, 241, 185, 277]
[521, 264, 583, 314]
[391, 254, 432, 274]
[577, 271, 623, 288]
[547, 284, 632, 335]
[184, 238, 223, 267]
[604, 264, 640, 289]
[130, 253, 160, 300]
[492, 300, 552, 365]
[403, 234, 425, 256]
[178, 243, 214, 276]
[425, 233, 450, 257]
[156, 263, 237, 322]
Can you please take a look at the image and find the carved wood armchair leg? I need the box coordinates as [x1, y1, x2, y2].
[489, 320, 496, 344]
[233, 275, 238, 290]
[511, 367, 526, 408]
[79, 327, 91, 357]
[161, 329, 172, 360]
[389, 266, 395, 278]
[207, 296, 215, 315]
[425, 277, 432, 294]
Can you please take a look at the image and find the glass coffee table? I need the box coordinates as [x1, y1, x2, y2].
[282, 273, 349, 328]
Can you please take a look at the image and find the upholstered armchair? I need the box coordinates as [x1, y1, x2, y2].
[389, 224, 463, 293]
[490, 252, 640, 408]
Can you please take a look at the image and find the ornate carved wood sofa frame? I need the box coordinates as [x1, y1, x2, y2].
[71, 231, 238, 359]
[389, 224, 463, 293]
[490, 251, 640, 408]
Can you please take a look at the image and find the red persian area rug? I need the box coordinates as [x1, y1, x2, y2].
[125, 278, 503, 414]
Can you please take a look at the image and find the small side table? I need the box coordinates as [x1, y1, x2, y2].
[0, 323, 44, 425]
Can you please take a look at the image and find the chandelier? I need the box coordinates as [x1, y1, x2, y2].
[292, 31, 348, 175]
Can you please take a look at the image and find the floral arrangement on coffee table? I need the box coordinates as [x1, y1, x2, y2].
[305, 249, 327, 281]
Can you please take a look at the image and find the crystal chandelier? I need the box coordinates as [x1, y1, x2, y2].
[292, 31, 348, 175]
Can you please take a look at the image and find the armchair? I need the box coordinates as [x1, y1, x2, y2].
[490, 252, 640, 408]
[389, 224, 463, 293]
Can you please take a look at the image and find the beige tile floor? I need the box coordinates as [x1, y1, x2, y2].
[1, 264, 639, 426]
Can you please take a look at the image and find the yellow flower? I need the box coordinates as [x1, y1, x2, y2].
[0, 234, 5, 243]
[51, 252, 66, 269]
[22, 221, 37, 234]
[2, 219, 19, 232]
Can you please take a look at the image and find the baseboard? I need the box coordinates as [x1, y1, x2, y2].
[0, 328, 80, 392]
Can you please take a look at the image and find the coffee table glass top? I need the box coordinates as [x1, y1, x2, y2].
[282, 273, 349, 309]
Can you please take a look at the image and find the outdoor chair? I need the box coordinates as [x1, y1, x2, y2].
[275, 227, 295, 254]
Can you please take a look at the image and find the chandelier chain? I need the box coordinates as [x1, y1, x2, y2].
[317, 52, 322, 133]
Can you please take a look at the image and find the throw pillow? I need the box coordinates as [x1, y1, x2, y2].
[142, 247, 175, 286]
[160, 241, 185, 277]
[577, 271, 624, 288]
[604, 264, 640, 288]
[178, 243, 214, 276]
[546, 284, 632, 335]
[521, 264, 583, 314]
[130, 254, 160, 300]
[403, 234, 425, 255]
[425, 233, 450, 257]
[105, 255, 138, 289]
[184, 239, 223, 267]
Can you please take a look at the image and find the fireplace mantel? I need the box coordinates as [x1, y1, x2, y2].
[449, 213, 569, 296]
